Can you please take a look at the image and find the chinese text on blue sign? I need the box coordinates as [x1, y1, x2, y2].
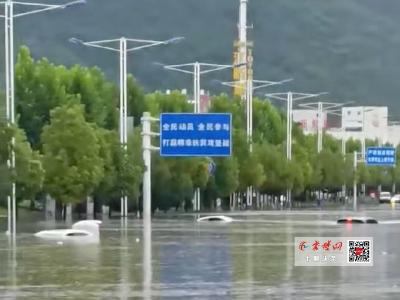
[160, 113, 232, 157]
[366, 147, 396, 166]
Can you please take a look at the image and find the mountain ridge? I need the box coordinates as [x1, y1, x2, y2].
[1, 0, 400, 115]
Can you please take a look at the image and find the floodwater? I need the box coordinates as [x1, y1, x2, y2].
[1, 207, 400, 299]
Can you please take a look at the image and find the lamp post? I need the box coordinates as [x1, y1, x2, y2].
[265, 92, 327, 206]
[70, 36, 183, 217]
[160, 61, 236, 211]
[360, 107, 375, 195]
[328, 109, 347, 196]
[325, 105, 354, 198]
[298, 101, 350, 153]
[0, 0, 85, 237]
[222, 78, 291, 207]
[222, 79, 292, 151]
[161, 62, 237, 113]
[354, 150, 358, 211]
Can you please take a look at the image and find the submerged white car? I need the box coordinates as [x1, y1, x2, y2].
[197, 215, 233, 223]
[34, 220, 102, 243]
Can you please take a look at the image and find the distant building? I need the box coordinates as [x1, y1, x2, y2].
[168, 89, 211, 113]
[295, 105, 399, 146]
[388, 124, 400, 146]
[292, 109, 328, 135]
[327, 106, 389, 145]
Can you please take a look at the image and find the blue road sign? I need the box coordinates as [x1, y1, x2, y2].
[366, 147, 396, 166]
[160, 113, 232, 157]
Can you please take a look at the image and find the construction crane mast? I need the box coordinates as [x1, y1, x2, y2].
[233, 0, 253, 99]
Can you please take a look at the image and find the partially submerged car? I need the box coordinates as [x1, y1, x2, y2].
[34, 220, 102, 242]
[197, 215, 233, 223]
[337, 217, 378, 224]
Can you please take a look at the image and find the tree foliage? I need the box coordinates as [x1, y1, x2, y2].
[3, 47, 400, 213]
[41, 103, 104, 204]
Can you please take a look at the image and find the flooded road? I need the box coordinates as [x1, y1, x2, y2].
[1, 207, 400, 299]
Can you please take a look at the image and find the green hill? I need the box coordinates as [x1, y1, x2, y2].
[3, 0, 400, 114]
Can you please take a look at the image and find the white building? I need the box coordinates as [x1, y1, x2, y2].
[387, 124, 400, 146]
[292, 109, 328, 135]
[295, 105, 400, 146]
[327, 106, 389, 145]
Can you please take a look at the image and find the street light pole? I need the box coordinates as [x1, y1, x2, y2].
[1, 0, 85, 237]
[222, 78, 291, 208]
[161, 61, 236, 212]
[342, 129, 347, 197]
[70, 36, 183, 217]
[317, 102, 323, 153]
[162, 62, 235, 113]
[222, 78, 292, 152]
[360, 107, 375, 196]
[353, 150, 358, 211]
[287, 92, 293, 160]
[119, 38, 128, 151]
[298, 101, 348, 153]
[266, 92, 327, 206]
[222, 79, 290, 208]
[194, 62, 201, 113]
[326, 106, 354, 198]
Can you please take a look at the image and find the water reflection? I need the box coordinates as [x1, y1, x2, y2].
[5, 234, 17, 299]
[143, 216, 152, 300]
[284, 214, 293, 300]
[1, 210, 400, 299]
[119, 218, 129, 299]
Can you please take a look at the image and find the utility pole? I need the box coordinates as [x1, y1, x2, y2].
[222, 78, 291, 207]
[141, 112, 160, 222]
[327, 107, 352, 198]
[266, 92, 327, 206]
[1, 0, 85, 237]
[222, 78, 291, 151]
[361, 107, 375, 195]
[298, 101, 347, 153]
[353, 151, 358, 211]
[70, 36, 183, 217]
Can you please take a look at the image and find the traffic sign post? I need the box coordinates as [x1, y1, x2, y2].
[160, 113, 232, 157]
[141, 113, 160, 223]
[142, 112, 232, 218]
[353, 147, 397, 211]
[365, 147, 396, 166]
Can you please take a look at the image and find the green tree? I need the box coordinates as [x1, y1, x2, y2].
[214, 157, 239, 197]
[94, 128, 143, 211]
[66, 65, 118, 129]
[16, 47, 118, 149]
[0, 122, 44, 207]
[14, 127, 45, 205]
[127, 75, 146, 126]
[16, 47, 73, 148]
[41, 103, 104, 204]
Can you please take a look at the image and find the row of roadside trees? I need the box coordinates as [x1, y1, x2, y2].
[1, 47, 400, 215]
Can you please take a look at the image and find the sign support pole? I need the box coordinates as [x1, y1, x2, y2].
[141, 112, 159, 222]
[342, 131, 346, 197]
[353, 151, 358, 211]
